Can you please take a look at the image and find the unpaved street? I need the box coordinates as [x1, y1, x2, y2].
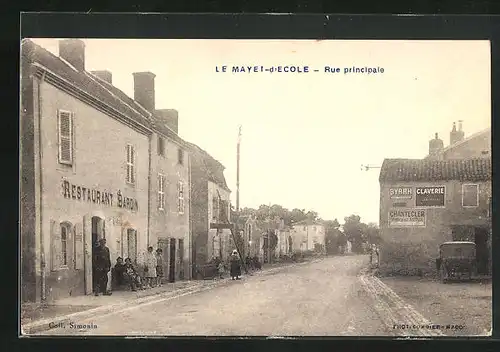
[42, 255, 390, 336]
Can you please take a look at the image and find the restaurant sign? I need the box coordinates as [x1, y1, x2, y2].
[61, 180, 139, 212]
[415, 186, 445, 207]
[389, 187, 413, 199]
[388, 209, 426, 228]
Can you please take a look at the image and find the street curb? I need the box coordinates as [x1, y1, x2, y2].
[359, 269, 445, 337]
[21, 281, 218, 335]
[22, 259, 324, 335]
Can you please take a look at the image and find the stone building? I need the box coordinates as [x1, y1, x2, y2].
[187, 142, 232, 273]
[290, 219, 326, 253]
[378, 158, 491, 275]
[20, 39, 192, 302]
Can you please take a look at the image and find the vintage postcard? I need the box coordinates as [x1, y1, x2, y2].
[19, 38, 491, 337]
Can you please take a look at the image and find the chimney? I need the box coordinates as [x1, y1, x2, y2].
[450, 121, 465, 146]
[155, 109, 179, 134]
[91, 70, 112, 84]
[59, 39, 85, 71]
[133, 72, 156, 112]
[428, 132, 444, 158]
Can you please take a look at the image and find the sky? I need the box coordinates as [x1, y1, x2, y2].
[30, 39, 491, 225]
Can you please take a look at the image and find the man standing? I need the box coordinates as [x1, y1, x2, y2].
[94, 238, 112, 296]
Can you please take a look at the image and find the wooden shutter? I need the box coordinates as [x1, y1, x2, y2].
[82, 215, 93, 294]
[66, 224, 74, 268]
[58, 111, 73, 164]
[130, 145, 135, 184]
[50, 220, 62, 271]
[74, 223, 84, 270]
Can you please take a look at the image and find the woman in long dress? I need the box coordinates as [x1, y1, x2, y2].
[144, 246, 157, 288]
[230, 250, 241, 280]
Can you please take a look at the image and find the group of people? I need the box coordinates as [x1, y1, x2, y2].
[112, 246, 165, 291]
[212, 250, 263, 281]
[92, 239, 166, 294]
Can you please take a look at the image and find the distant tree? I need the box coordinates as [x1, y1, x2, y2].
[343, 214, 365, 253]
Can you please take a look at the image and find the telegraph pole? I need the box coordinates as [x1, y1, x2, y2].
[236, 126, 242, 212]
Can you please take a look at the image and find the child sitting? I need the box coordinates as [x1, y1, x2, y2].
[124, 258, 143, 291]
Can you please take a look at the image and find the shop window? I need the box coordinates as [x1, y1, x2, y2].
[158, 173, 165, 210]
[58, 110, 73, 165]
[462, 184, 479, 207]
[177, 181, 185, 214]
[157, 136, 165, 156]
[126, 144, 136, 185]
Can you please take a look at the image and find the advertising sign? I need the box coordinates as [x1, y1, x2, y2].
[415, 186, 445, 207]
[388, 209, 426, 228]
[389, 187, 413, 199]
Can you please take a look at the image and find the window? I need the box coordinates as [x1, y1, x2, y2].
[60, 224, 69, 266]
[58, 110, 73, 165]
[462, 184, 479, 207]
[303, 226, 307, 231]
[178, 148, 184, 165]
[158, 174, 165, 210]
[126, 144, 135, 184]
[157, 137, 165, 156]
[177, 181, 185, 214]
[212, 197, 219, 222]
[248, 224, 252, 242]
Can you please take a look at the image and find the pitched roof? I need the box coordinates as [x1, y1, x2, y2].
[23, 40, 188, 148]
[440, 127, 491, 155]
[23, 40, 153, 129]
[379, 158, 491, 183]
[186, 141, 230, 191]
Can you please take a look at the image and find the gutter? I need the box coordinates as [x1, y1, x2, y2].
[37, 71, 47, 303]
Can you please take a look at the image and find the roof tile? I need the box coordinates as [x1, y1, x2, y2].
[379, 158, 491, 183]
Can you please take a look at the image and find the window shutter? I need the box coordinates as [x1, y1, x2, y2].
[50, 220, 62, 271]
[131, 146, 136, 184]
[58, 111, 73, 164]
[66, 224, 74, 268]
[74, 223, 84, 270]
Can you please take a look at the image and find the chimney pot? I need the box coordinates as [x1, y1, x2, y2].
[458, 120, 463, 131]
[91, 70, 112, 84]
[133, 72, 156, 112]
[59, 39, 85, 71]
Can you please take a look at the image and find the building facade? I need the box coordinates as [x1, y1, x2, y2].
[290, 220, 326, 253]
[20, 39, 192, 303]
[378, 158, 491, 275]
[188, 143, 233, 274]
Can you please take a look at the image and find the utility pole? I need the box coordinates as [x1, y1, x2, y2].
[236, 125, 242, 212]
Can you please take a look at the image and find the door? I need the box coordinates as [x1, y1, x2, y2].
[169, 238, 176, 282]
[475, 227, 490, 275]
[127, 229, 138, 264]
[157, 238, 169, 280]
[179, 239, 184, 280]
[91, 216, 104, 293]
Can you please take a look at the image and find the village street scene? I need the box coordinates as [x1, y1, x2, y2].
[20, 39, 491, 336]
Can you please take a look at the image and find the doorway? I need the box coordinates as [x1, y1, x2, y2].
[474, 227, 490, 275]
[288, 236, 293, 254]
[127, 229, 138, 264]
[169, 238, 176, 282]
[179, 239, 184, 280]
[91, 216, 105, 293]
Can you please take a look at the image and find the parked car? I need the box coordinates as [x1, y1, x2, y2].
[436, 241, 476, 283]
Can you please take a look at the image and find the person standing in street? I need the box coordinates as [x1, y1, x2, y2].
[144, 246, 157, 288]
[94, 238, 112, 296]
[230, 250, 242, 280]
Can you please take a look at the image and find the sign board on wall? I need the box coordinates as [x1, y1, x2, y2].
[415, 186, 445, 207]
[389, 187, 413, 199]
[388, 209, 426, 227]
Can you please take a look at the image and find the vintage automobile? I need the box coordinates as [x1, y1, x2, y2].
[436, 241, 476, 283]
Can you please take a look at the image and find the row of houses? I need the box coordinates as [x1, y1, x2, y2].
[234, 216, 327, 262]
[378, 122, 492, 275]
[20, 39, 235, 303]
